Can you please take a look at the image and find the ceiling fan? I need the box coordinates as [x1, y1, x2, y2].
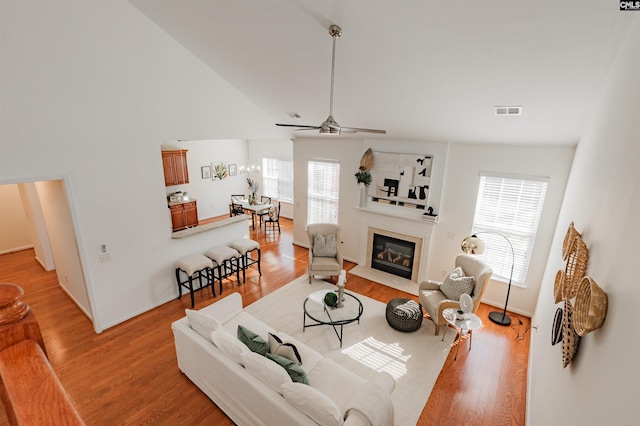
[276, 25, 386, 135]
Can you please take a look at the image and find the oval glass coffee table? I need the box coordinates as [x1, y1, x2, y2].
[303, 290, 363, 347]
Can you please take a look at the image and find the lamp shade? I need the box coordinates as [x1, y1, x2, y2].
[461, 235, 485, 254]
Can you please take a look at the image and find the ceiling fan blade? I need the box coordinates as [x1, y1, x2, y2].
[339, 126, 387, 135]
[275, 25, 385, 136]
[276, 124, 321, 129]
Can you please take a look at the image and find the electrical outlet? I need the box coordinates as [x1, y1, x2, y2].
[99, 253, 111, 263]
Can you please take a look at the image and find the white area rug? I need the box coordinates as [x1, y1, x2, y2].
[244, 275, 454, 426]
[349, 265, 419, 296]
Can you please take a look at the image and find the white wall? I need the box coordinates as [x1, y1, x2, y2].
[36, 180, 92, 318]
[432, 143, 574, 315]
[528, 19, 640, 425]
[0, 184, 32, 254]
[292, 138, 573, 316]
[17, 182, 55, 271]
[0, 1, 285, 331]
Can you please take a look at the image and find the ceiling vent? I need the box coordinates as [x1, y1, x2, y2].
[287, 112, 301, 119]
[494, 106, 522, 116]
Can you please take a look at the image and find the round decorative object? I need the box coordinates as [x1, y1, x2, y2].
[574, 276, 608, 336]
[324, 291, 338, 307]
[562, 300, 581, 368]
[553, 270, 565, 304]
[562, 221, 581, 260]
[459, 293, 473, 314]
[551, 307, 563, 346]
[385, 298, 423, 332]
[563, 235, 589, 299]
[0, 283, 29, 325]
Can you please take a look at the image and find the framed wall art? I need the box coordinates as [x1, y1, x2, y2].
[201, 165, 212, 179]
[368, 151, 432, 210]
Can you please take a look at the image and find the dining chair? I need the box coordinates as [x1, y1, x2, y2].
[257, 196, 272, 227]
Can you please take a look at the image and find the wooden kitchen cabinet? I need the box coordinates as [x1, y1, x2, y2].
[162, 150, 189, 186]
[170, 201, 198, 231]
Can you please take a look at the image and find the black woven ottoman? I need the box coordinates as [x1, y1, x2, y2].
[386, 298, 423, 332]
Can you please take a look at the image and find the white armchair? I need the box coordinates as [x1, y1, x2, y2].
[418, 254, 492, 335]
[307, 223, 344, 284]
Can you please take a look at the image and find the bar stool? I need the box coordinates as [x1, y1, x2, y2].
[175, 254, 214, 308]
[204, 246, 241, 294]
[228, 238, 261, 283]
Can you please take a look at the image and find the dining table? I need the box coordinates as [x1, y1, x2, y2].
[238, 201, 272, 229]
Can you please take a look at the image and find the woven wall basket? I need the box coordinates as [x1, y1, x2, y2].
[562, 222, 581, 260]
[574, 276, 608, 336]
[563, 235, 589, 299]
[562, 300, 581, 368]
[553, 270, 565, 304]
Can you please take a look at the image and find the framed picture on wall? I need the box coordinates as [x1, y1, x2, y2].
[201, 166, 212, 179]
[229, 164, 237, 176]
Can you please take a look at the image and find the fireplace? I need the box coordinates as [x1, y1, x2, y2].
[370, 233, 416, 280]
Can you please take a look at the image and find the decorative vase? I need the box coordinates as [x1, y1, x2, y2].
[359, 183, 367, 208]
[249, 194, 257, 205]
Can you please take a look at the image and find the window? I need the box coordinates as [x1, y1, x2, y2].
[262, 158, 293, 202]
[470, 172, 548, 287]
[307, 159, 340, 224]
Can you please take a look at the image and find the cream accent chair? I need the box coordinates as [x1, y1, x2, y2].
[418, 254, 492, 335]
[307, 223, 344, 284]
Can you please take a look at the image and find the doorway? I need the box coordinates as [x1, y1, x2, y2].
[0, 179, 93, 323]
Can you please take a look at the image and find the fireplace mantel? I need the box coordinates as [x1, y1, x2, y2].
[355, 207, 439, 224]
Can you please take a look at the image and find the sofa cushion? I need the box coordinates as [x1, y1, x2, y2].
[222, 311, 274, 339]
[211, 330, 247, 365]
[440, 267, 475, 301]
[281, 382, 344, 426]
[313, 233, 337, 257]
[185, 309, 222, 343]
[345, 382, 395, 426]
[268, 333, 302, 365]
[307, 358, 367, 414]
[265, 353, 309, 385]
[237, 325, 270, 356]
[240, 351, 292, 394]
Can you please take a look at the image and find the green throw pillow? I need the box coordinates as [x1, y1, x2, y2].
[237, 325, 270, 356]
[265, 353, 309, 385]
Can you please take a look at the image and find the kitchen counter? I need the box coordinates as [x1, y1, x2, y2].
[171, 214, 250, 239]
[168, 198, 197, 207]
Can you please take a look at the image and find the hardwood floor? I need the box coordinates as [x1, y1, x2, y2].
[0, 217, 529, 425]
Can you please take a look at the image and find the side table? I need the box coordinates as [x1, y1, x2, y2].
[442, 308, 482, 360]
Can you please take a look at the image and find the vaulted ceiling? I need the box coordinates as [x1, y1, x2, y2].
[130, 0, 632, 145]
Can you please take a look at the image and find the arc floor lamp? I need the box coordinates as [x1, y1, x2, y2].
[461, 232, 514, 326]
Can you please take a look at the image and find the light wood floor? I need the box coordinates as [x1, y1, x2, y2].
[0, 217, 529, 425]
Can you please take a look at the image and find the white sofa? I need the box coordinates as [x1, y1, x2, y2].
[172, 292, 395, 426]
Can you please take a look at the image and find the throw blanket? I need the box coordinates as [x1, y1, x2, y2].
[345, 382, 394, 426]
[393, 300, 422, 319]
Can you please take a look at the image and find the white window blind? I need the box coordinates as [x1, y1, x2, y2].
[307, 159, 340, 224]
[262, 157, 293, 202]
[471, 173, 548, 287]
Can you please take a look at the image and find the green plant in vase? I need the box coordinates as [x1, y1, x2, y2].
[355, 169, 372, 186]
[246, 178, 259, 204]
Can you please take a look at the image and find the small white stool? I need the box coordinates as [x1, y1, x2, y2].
[175, 254, 214, 308]
[228, 239, 261, 283]
[205, 246, 241, 294]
